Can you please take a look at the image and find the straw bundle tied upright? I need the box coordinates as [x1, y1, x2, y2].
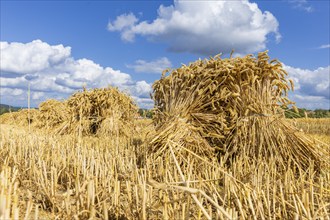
[151, 51, 329, 170]
[0, 109, 39, 127]
[65, 87, 138, 136]
[1, 86, 139, 137]
[34, 99, 69, 131]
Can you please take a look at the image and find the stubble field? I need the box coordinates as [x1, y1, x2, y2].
[0, 117, 329, 219]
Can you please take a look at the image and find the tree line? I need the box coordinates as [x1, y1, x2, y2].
[284, 107, 330, 118]
[1, 105, 329, 119]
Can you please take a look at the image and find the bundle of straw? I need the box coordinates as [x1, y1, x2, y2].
[151, 51, 329, 169]
[0, 109, 38, 127]
[64, 87, 138, 136]
[34, 99, 68, 131]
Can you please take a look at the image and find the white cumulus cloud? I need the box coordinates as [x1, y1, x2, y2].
[0, 40, 71, 74]
[108, 13, 139, 41]
[0, 88, 24, 96]
[0, 40, 153, 108]
[108, 0, 281, 55]
[0, 88, 26, 104]
[127, 57, 172, 74]
[132, 81, 152, 97]
[132, 96, 154, 109]
[291, 95, 329, 110]
[32, 92, 45, 100]
[284, 65, 330, 109]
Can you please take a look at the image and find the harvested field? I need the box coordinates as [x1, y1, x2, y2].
[1, 121, 329, 219]
[1, 53, 329, 219]
[292, 118, 330, 136]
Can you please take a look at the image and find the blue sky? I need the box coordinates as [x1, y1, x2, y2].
[0, 0, 329, 109]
